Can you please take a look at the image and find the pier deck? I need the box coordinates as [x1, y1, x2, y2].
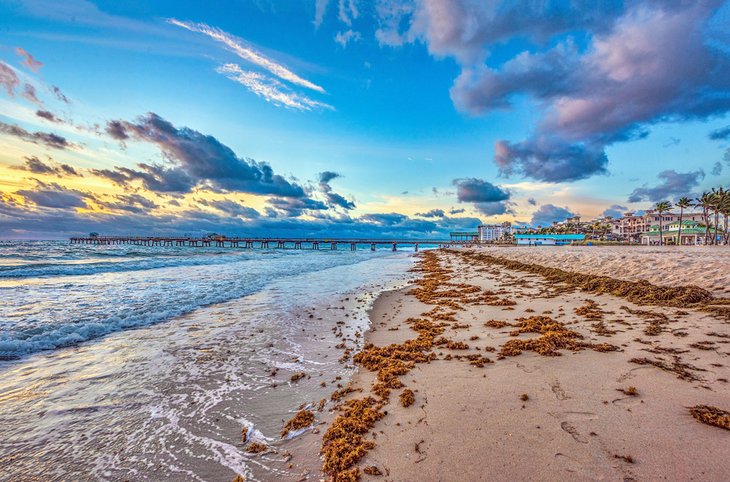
[69, 236, 467, 251]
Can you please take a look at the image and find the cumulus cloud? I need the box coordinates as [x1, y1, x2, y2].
[416, 209, 445, 218]
[168, 19, 325, 93]
[527, 198, 537, 206]
[197, 199, 260, 218]
[711, 161, 723, 176]
[449, 208, 465, 215]
[453, 177, 512, 215]
[0, 121, 74, 149]
[16, 47, 43, 71]
[530, 204, 575, 227]
[216, 63, 332, 111]
[709, 125, 730, 141]
[628, 169, 705, 203]
[267, 196, 329, 217]
[13, 156, 81, 177]
[317, 171, 355, 210]
[376, 1, 730, 183]
[100, 113, 306, 197]
[17, 180, 90, 209]
[602, 204, 628, 218]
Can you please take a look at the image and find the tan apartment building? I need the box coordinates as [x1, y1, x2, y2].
[611, 210, 705, 241]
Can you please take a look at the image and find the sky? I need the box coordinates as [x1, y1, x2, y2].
[0, 0, 729, 239]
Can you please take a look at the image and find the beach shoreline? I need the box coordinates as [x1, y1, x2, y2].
[299, 247, 730, 481]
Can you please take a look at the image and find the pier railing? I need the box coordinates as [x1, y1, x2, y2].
[69, 236, 468, 251]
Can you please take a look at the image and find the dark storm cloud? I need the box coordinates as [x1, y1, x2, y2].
[628, 169, 705, 203]
[103, 113, 306, 197]
[0, 121, 74, 149]
[711, 162, 723, 176]
[449, 208, 465, 215]
[530, 204, 575, 227]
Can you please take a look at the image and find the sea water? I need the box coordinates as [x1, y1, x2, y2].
[0, 241, 416, 481]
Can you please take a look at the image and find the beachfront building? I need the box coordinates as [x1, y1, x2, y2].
[640, 220, 708, 245]
[514, 234, 585, 245]
[611, 209, 705, 242]
[478, 222, 512, 242]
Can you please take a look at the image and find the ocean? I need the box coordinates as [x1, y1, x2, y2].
[0, 241, 416, 481]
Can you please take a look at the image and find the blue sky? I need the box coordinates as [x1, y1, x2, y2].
[0, 0, 728, 238]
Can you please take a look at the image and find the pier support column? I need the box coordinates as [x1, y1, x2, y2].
[295, 242, 301, 249]
[350, 243, 356, 251]
[415, 243, 419, 252]
[371, 243, 376, 251]
[278, 241, 285, 249]
[261, 241, 269, 249]
[392, 243, 397, 251]
[331, 242, 337, 250]
[313, 242, 319, 250]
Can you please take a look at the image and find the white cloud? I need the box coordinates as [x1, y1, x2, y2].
[334, 29, 362, 47]
[314, 0, 331, 28]
[216, 64, 333, 111]
[168, 18, 325, 93]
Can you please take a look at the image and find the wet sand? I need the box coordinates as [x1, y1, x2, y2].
[286, 248, 730, 481]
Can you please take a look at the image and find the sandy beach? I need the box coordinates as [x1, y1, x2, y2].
[278, 246, 730, 481]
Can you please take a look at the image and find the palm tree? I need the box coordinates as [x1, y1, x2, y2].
[675, 197, 692, 246]
[695, 192, 714, 245]
[655, 201, 672, 246]
[710, 188, 726, 245]
[716, 188, 730, 245]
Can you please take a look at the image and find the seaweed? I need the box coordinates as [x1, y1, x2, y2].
[400, 389, 415, 407]
[499, 316, 618, 357]
[281, 409, 315, 437]
[630, 356, 705, 382]
[452, 251, 715, 309]
[688, 405, 730, 430]
[244, 442, 268, 454]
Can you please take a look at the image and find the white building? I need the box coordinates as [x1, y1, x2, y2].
[478, 222, 512, 242]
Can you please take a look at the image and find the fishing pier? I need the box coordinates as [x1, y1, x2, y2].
[69, 236, 463, 251]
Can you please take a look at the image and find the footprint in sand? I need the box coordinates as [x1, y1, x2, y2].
[551, 380, 569, 400]
[560, 421, 588, 444]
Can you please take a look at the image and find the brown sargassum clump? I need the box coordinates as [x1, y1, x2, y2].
[321, 397, 384, 481]
[400, 389, 415, 407]
[575, 299, 604, 320]
[500, 316, 618, 357]
[451, 251, 729, 319]
[244, 442, 268, 453]
[689, 405, 730, 430]
[322, 251, 462, 481]
[630, 356, 706, 382]
[281, 409, 315, 437]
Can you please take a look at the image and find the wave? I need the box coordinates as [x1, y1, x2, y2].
[0, 252, 260, 278]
